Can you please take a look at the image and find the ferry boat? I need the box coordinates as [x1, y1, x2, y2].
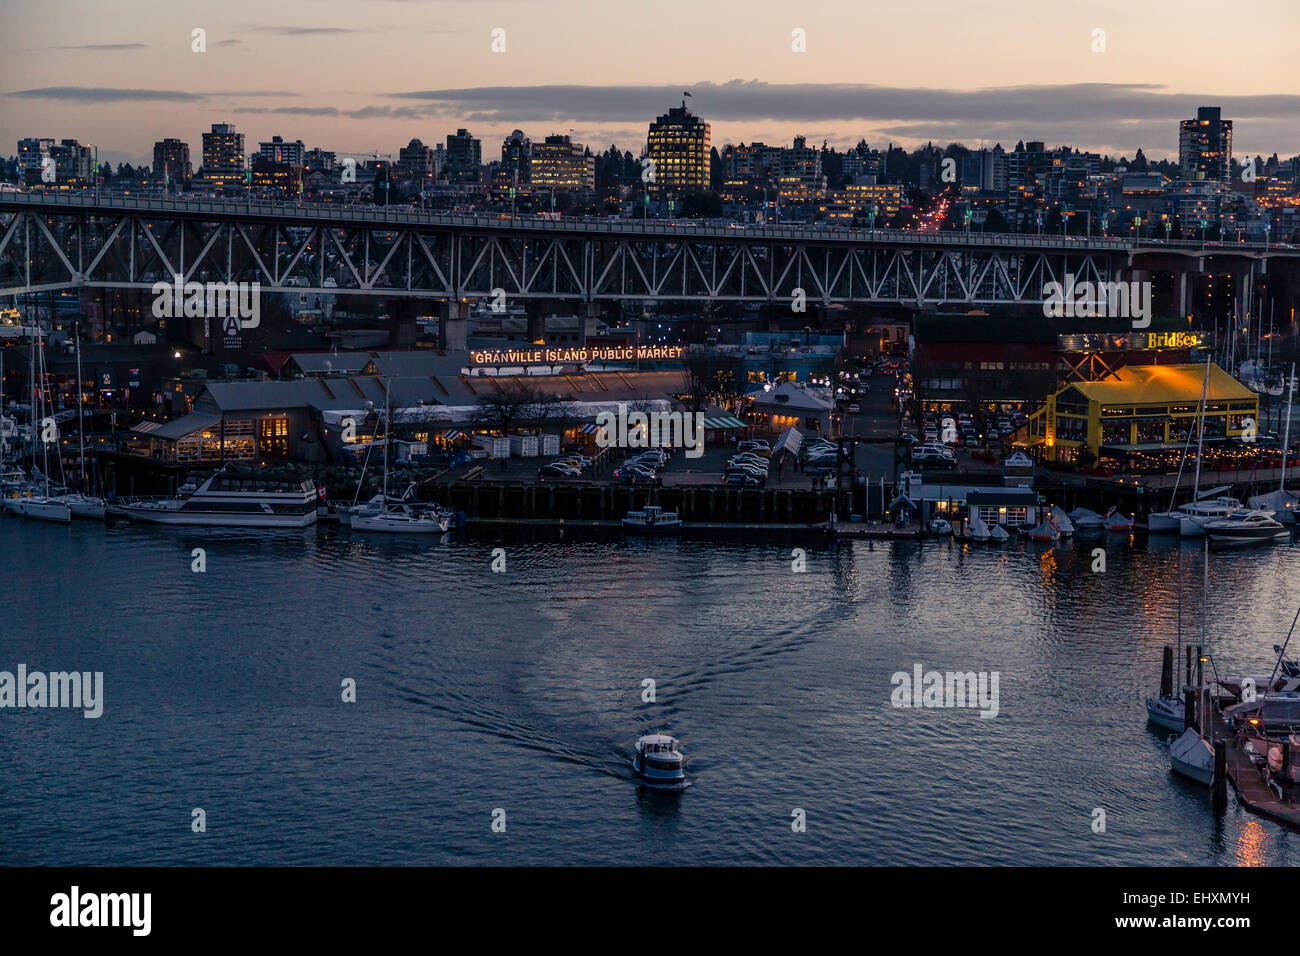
[622, 505, 682, 533]
[1202, 509, 1289, 545]
[110, 467, 319, 528]
[632, 734, 687, 790]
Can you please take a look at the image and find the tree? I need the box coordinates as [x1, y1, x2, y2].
[680, 352, 745, 412]
[469, 382, 537, 436]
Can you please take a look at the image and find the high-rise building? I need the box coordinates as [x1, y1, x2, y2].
[17, 137, 54, 181]
[258, 135, 305, 167]
[1179, 107, 1233, 183]
[500, 130, 532, 185]
[153, 138, 192, 186]
[49, 140, 94, 185]
[445, 129, 481, 183]
[530, 134, 595, 192]
[646, 102, 710, 194]
[397, 138, 437, 183]
[202, 123, 246, 188]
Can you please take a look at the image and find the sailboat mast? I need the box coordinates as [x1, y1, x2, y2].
[1283, 362, 1295, 493]
[1190, 357, 1211, 501]
[75, 320, 85, 488]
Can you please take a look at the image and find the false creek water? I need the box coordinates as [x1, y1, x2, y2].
[1, 517, 1296, 866]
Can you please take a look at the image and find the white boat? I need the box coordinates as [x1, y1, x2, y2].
[1067, 507, 1106, 530]
[1203, 508, 1289, 544]
[111, 467, 320, 527]
[6, 494, 71, 523]
[1105, 507, 1133, 532]
[1170, 726, 1215, 786]
[351, 505, 449, 534]
[928, 516, 953, 536]
[988, 524, 1010, 542]
[51, 493, 105, 520]
[1175, 497, 1244, 536]
[968, 513, 991, 542]
[1049, 506, 1075, 537]
[632, 734, 687, 790]
[622, 505, 682, 533]
[1146, 694, 1186, 732]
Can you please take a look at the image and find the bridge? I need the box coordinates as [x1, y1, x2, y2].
[2, 191, 1296, 345]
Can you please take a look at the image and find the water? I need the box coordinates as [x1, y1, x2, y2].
[1, 517, 1297, 866]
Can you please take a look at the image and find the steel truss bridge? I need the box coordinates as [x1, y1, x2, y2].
[1, 192, 1295, 307]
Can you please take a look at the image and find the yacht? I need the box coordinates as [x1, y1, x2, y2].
[110, 467, 320, 527]
[50, 492, 106, 520]
[1146, 696, 1186, 732]
[1202, 509, 1289, 544]
[4, 493, 71, 523]
[622, 505, 682, 533]
[632, 734, 688, 790]
[1148, 496, 1242, 536]
[351, 504, 450, 534]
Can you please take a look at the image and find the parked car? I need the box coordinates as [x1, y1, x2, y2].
[613, 467, 661, 485]
[538, 464, 579, 479]
[726, 471, 764, 487]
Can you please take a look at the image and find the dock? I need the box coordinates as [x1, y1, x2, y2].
[1207, 703, 1300, 830]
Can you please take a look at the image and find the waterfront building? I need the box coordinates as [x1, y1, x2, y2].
[303, 148, 336, 173]
[1180, 107, 1233, 183]
[446, 129, 482, 183]
[152, 138, 192, 187]
[530, 135, 595, 192]
[201, 123, 246, 188]
[1026, 362, 1256, 465]
[646, 102, 710, 195]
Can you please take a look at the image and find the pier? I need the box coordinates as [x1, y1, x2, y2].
[1207, 702, 1300, 830]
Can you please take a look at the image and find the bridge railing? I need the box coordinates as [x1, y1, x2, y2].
[1, 189, 1292, 255]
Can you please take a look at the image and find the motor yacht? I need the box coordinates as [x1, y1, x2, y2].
[1202, 509, 1289, 544]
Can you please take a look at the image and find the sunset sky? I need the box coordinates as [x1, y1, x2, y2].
[3, 0, 1297, 169]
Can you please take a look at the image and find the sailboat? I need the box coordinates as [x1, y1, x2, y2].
[50, 322, 105, 519]
[350, 385, 449, 535]
[1247, 362, 1299, 524]
[7, 326, 70, 523]
[1170, 539, 1214, 787]
[1146, 544, 1190, 732]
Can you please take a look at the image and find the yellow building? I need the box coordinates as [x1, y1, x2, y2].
[1026, 363, 1257, 464]
[646, 103, 710, 195]
[530, 134, 595, 192]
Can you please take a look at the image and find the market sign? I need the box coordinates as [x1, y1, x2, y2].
[470, 345, 687, 366]
[1057, 331, 1206, 351]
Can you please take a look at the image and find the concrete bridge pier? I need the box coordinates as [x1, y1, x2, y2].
[439, 298, 470, 350]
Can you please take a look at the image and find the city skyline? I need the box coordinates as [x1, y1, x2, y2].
[4, 0, 1299, 168]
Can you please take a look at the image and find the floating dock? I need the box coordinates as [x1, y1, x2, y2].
[1207, 704, 1300, 830]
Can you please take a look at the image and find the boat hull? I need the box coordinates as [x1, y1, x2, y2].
[112, 505, 318, 528]
[622, 521, 682, 533]
[1146, 697, 1186, 732]
[351, 515, 448, 533]
[1170, 729, 1215, 786]
[1146, 512, 1182, 533]
[9, 498, 72, 523]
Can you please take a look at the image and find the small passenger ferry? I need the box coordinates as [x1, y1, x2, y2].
[632, 733, 688, 790]
[110, 466, 319, 527]
[621, 505, 682, 533]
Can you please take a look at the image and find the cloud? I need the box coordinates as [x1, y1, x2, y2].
[388, 81, 1300, 126]
[245, 26, 373, 36]
[47, 42, 149, 51]
[6, 86, 204, 103]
